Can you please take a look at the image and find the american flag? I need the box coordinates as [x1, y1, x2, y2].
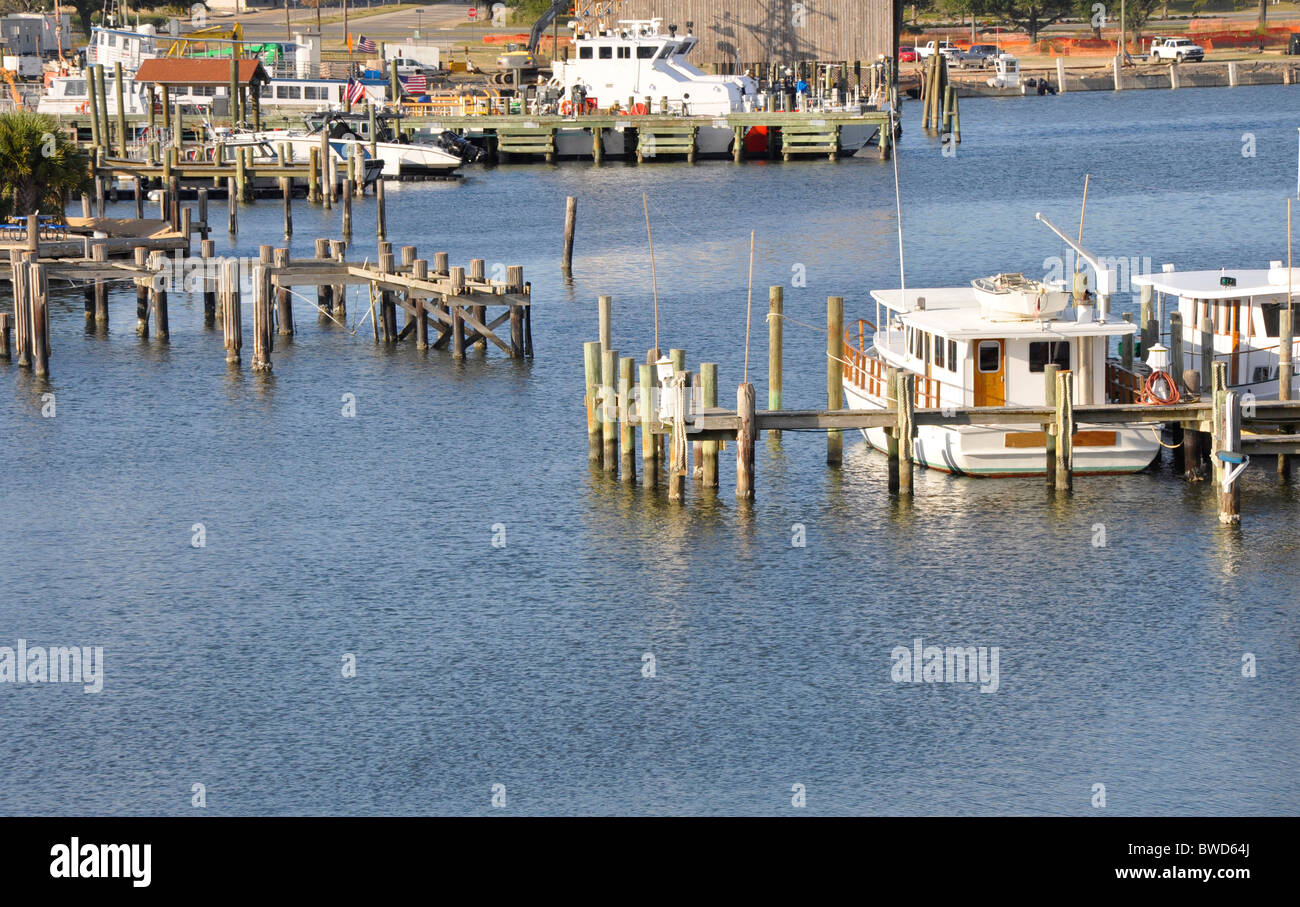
[402, 74, 427, 94]
[356, 35, 377, 54]
[346, 78, 366, 104]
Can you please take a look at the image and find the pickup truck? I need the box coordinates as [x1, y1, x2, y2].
[1148, 37, 1204, 63]
[915, 40, 960, 61]
[958, 44, 1000, 68]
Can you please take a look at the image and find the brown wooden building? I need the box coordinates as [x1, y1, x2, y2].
[612, 0, 898, 67]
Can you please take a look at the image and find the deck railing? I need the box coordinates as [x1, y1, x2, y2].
[1106, 361, 1144, 404]
[843, 320, 942, 409]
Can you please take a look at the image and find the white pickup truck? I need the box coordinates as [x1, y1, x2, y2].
[1148, 37, 1204, 63]
[915, 40, 960, 61]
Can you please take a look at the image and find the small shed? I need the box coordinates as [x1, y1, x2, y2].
[133, 58, 271, 124]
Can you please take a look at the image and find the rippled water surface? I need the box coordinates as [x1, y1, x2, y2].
[2, 85, 1298, 815]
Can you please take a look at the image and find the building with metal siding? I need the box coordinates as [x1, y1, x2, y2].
[609, 1, 898, 66]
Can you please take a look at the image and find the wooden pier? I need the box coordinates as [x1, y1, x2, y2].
[581, 290, 1300, 525]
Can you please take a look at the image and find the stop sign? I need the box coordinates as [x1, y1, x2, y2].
[467, 7, 477, 18]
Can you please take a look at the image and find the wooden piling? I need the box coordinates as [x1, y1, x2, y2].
[222, 257, 241, 364]
[134, 246, 150, 336]
[1044, 363, 1059, 487]
[413, 259, 429, 349]
[0, 312, 9, 360]
[885, 365, 900, 493]
[584, 341, 602, 462]
[827, 295, 844, 465]
[1139, 284, 1156, 359]
[92, 241, 108, 327]
[736, 382, 756, 500]
[602, 348, 619, 473]
[27, 261, 49, 377]
[700, 362, 718, 487]
[769, 285, 783, 439]
[562, 195, 577, 274]
[376, 178, 387, 241]
[251, 264, 273, 373]
[134, 176, 144, 219]
[1183, 369, 1207, 482]
[274, 247, 293, 335]
[379, 245, 397, 342]
[11, 251, 29, 367]
[1219, 388, 1242, 525]
[342, 179, 354, 237]
[507, 265, 525, 358]
[226, 176, 238, 234]
[308, 145, 321, 203]
[149, 251, 169, 341]
[201, 239, 216, 326]
[330, 240, 347, 318]
[640, 360, 659, 488]
[620, 356, 636, 483]
[897, 371, 915, 496]
[597, 295, 612, 353]
[1055, 370, 1074, 492]
[314, 238, 331, 320]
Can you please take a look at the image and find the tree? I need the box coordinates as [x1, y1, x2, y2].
[1258, 0, 1267, 33]
[0, 112, 91, 222]
[63, 0, 102, 39]
[987, 0, 1074, 44]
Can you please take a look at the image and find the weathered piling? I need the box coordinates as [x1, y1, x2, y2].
[1055, 369, 1074, 492]
[378, 244, 397, 342]
[376, 179, 387, 241]
[619, 356, 636, 483]
[198, 188, 209, 240]
[736, 382, 756, 500]
[1217, 385, 1243, 524]
[640, 360, 659, 488]
[227, 176, 238, 234]
[769, 285, 783, 439]
[201, 239, 216, 326]
[1139, 285, 1156, 358]
[584, 341, 602, 462]
[90, 241, 108, 328]
[308, 146, 321, 203]
[562, 195, 577, 274]
[252, 264, 273, 373]
[1168, 311, 1185, 469]
[507, 265, 526, 358]
[1211, 361, 1228, 488]
[149, 251, 169, 341]
[330, 240, 348, 318]
[134, 176, 144, 220]
[827, 295, 844, 465]
[451, 269, 466, 358]
[27, 260, 49, 377]
[1183, 369, 1207, 481]
[274, 247, 293, 335]
[700, 362, 718, 487]
[314, 239, 332, 319]
[281, 177, 293, 237]
[0, 312, 9, 359]
[602, 347, 619, 473]
[133, 246, 150, 336]
[221, 257, 241, 364]
[597, 295, 612, 353]
[1044, 363, 1059, 486]
[412, 259, 429, 348]
[342, 179, 354, 237]
[897, 370, 916, 495]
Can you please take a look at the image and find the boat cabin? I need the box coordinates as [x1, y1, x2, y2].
[1132, 264, 1299, 395]
[843, 284, 1137, 411]
[550, 18, 755, 115]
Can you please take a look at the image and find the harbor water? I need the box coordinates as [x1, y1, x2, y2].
[2, 84, 1297, 815]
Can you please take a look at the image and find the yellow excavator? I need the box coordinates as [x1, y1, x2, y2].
[164, 22, 244, 58]
[2, 68, 22, 108]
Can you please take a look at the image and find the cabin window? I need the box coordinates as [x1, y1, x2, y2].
[923, 333, 931, 364]
[948, 339, 957, 370]
[598, 46, 612, 59]
[977, 341, 1001, 373]
[67, 79, 86, 96]
[108, 34, 116, 47]
[1260, 302, 1281, 338]
[637, 46, 656, 59]
[1028, 340, 1070, 372]
[579, 46, 593, 59]
[934, 334, 945, 369]
[618, 46, 630, 58]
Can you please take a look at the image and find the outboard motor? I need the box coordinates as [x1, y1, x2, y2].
[436, 130, 487, 163]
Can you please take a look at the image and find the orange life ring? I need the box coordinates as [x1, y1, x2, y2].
[630, 102, 648, 115]
[559, 100, 573, 115]
[77, 102, 89, 114]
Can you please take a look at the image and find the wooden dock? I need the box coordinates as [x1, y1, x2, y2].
[581, 291, 1299, 525]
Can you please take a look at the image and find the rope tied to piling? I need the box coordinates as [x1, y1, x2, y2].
[668, 371, 689, 478]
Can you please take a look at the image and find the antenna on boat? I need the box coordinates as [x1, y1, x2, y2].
[643, 192, 659, 352]
[1076, 173, 1090, 269]
[890, 105, 905, 306]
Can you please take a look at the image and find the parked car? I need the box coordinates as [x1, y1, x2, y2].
[915, 40, 959, 61]
[1148, 37, 1204, 63]
[898, 46, 918, 63]
[958, 44, 1000, 68]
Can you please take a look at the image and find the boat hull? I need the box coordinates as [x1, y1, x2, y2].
[844, 384, 1160, 477]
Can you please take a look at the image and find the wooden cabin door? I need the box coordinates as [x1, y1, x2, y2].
[973, 339, 1005, 406]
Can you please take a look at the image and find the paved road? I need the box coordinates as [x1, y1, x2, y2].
[214, 3, 509, 46]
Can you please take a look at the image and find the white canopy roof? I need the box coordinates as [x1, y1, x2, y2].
[1132, 268, 1298, 300]
[869, 287, 1136, 339]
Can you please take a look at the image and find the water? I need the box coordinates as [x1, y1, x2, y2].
[2, 85, 1297, 816]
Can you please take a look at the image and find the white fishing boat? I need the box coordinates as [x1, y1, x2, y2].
[241, 112, 471, 178]
[841, 222, 1163, 477]
[545, 18, 876, 158]
[209, 127, 385, 190]
[1133, 263, 1300, 397]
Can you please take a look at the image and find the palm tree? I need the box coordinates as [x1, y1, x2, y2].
[0, 111, 91, 223]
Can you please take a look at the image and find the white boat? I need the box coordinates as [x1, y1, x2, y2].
[841, 274, 1160, 477]
[1133, 263, 1300, 397]
[545, 18, 876, 158]
[242, 112, 469, 178]
[209, 127, 385, 190]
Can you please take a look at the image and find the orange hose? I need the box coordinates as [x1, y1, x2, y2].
[1140, 369, 1181, 405]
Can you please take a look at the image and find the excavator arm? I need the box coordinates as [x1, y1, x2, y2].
[527, 1, 571, 55]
